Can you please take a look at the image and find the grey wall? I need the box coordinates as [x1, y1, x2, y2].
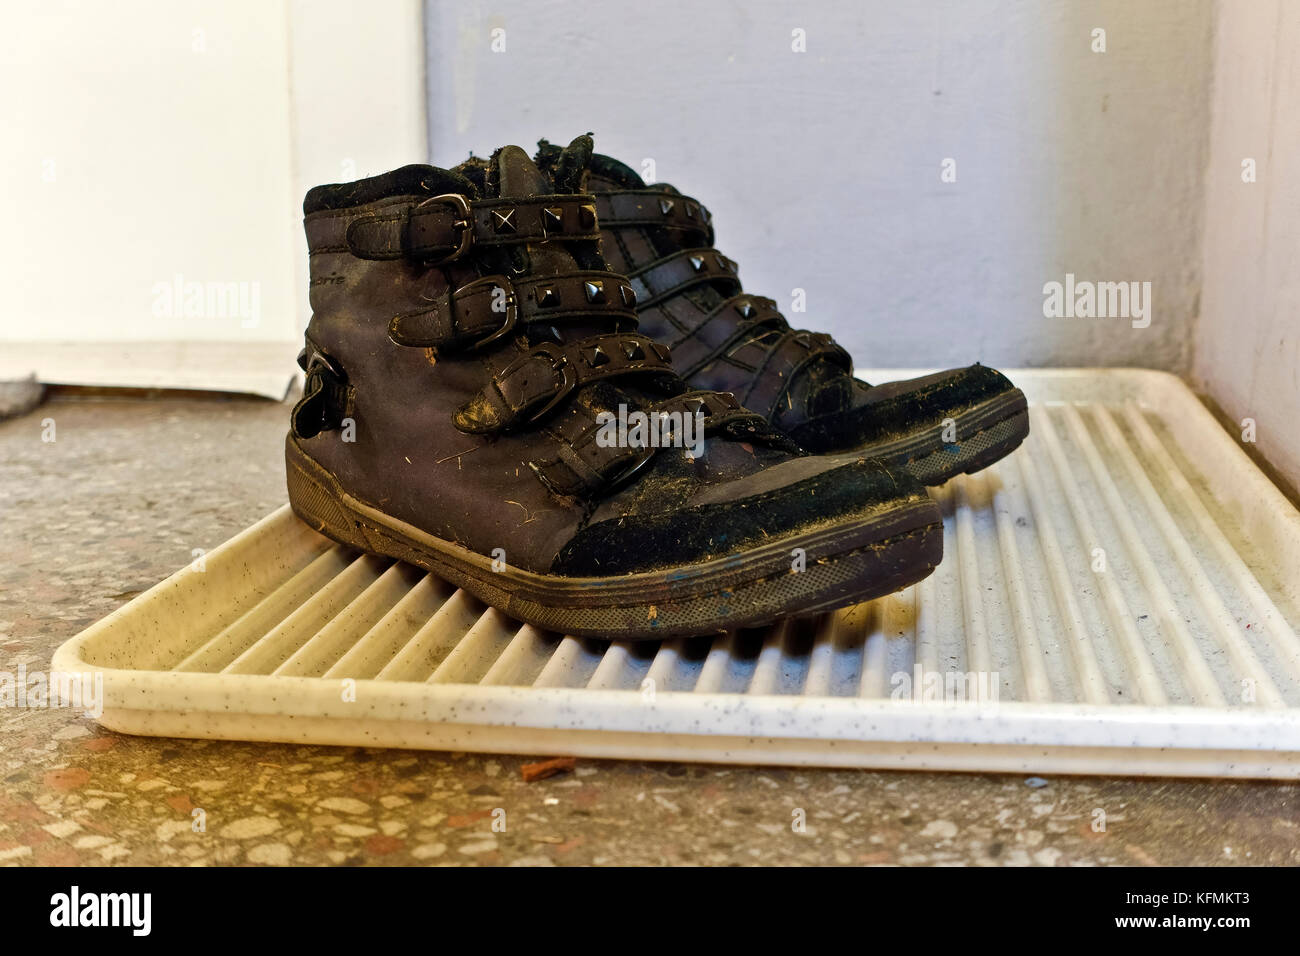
[425, 0, 1214, 373]
[1195, 1, 1300, 493]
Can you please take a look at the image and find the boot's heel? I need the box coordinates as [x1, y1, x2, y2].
[284, 435, 370, 552]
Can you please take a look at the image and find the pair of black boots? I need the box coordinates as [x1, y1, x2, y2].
[288, 135, 1028, 640]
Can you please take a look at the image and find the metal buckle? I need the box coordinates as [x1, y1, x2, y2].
[452, 275, 518, 351]
[520, 342, 578, 423]
[416, 193, 474, 262]
[602, 445, 657, 490]
[297, 344, 344, 382]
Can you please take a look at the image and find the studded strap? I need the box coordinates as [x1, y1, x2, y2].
[653, 389, 775, 442]
[627, 248, 741, 310]
[668, 294, 789, 379]
[470, 196, 600, 246]
[594, 190, 712, 243]
[389, 271, 637, 349]
[594, 183, 869, 427]
[740, 329, 853, 420]
[345, 193, 601, 262]
[454, 334, 675, 434]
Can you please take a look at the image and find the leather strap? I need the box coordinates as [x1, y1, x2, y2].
[389, 271, 638, 349]
[654, 388, 769, 438]
[290, 344, 355, 439]
[455, 334, 675, 434]
[627, 248, 741, 309]
[530, 388, 795, 496]
[591, 185, 867, 425]
[655, 389, 799, 451]
[345, 193, 601, 262]
[531, 431, 657, 498]
[669, 294, 788, 379]
[740, 330, 852, 419]
[594, 190, 713, 243]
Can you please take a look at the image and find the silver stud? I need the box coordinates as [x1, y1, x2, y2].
[659, 198, 675, 215]
[491, 209, 516, 234]
[543, 207, 564, 231]
[689, 255, 706, 272]
[584, 280, 606, 303]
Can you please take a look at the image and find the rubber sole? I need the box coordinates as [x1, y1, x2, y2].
[285, 436, 943, 641]
[848, 389, 1030, 486]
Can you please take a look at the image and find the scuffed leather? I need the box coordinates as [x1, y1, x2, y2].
[293, 140, 902, 576]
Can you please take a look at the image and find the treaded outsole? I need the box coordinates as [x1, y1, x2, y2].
[285, 436, 943, 641]
[835, 390, 1031, 486]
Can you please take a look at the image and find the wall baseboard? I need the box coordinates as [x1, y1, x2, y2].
[0, 341, 300, 400]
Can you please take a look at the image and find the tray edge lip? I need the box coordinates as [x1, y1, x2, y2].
[46, 649, 1300, 752]
[44, 367, 1300, 764]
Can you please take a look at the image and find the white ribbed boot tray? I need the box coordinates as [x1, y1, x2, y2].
[52, 370, 1300, 778]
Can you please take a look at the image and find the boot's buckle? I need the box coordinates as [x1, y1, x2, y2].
[453, 275, 518, 351]
[603, 445, 657, 490]
[519, 343, 578, 424]
[418, 193, 474, 262]
[297, 344, 344, 382]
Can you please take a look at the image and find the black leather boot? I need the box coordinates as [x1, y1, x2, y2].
[288, 137, 943, 640]
[534, 142, 1029, 485]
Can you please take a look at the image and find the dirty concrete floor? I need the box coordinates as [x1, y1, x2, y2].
[0, 396, 1297, 866]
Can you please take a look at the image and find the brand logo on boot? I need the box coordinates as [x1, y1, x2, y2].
[595, 404, 706, 460]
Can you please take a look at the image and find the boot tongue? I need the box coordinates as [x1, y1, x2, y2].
[495, 145, 551, 199]
[488, 141, 688, 427]
[489, 143, 615, 348]
[491, 147, 577, 279]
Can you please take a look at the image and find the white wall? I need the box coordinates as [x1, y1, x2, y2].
[0, 0, 426, 396]
[1, 0, 298, 344]
[6, 0, 1295, 502]
[1195, 1, 1300, 493]
[287, 0, 428, 333]
[424, 0, 1214, 372]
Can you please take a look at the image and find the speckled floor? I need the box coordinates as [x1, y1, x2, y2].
[1, 395, 1297, 866]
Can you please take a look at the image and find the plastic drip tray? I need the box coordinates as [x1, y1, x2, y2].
[52, 370, 1300, 778]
